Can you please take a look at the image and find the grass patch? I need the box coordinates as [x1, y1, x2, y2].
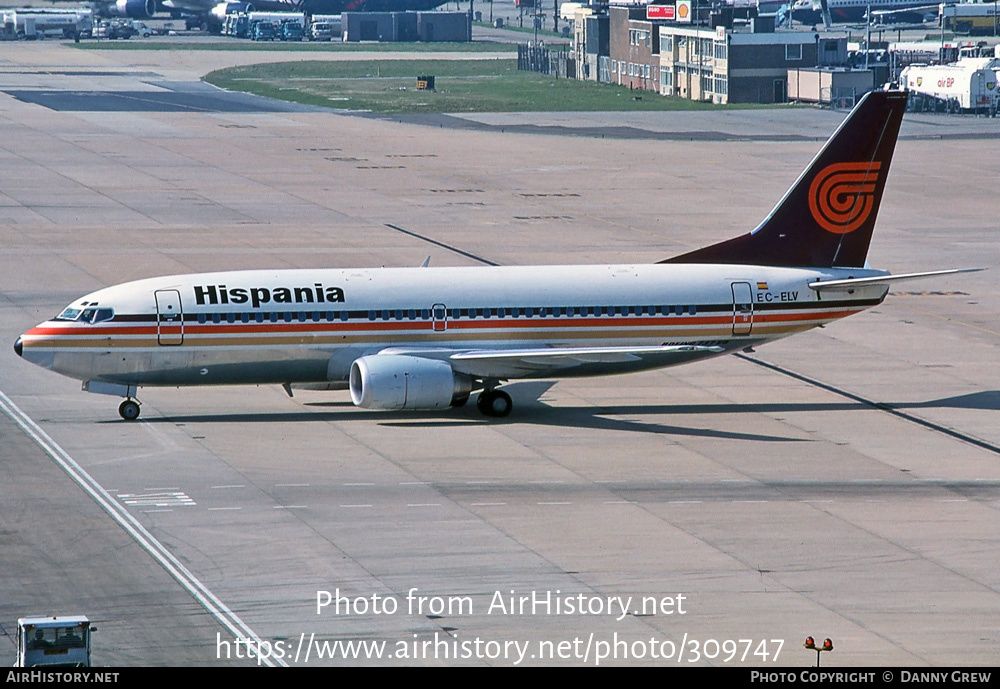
[73, 40, 517, 52]
[205, 59, 765, 113]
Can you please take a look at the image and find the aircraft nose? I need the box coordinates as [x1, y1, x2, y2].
[14, 336, 22, 357]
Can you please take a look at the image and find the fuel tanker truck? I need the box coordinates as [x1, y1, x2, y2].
[901, 48, 1000, 115]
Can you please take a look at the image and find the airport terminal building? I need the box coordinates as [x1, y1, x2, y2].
[658, 22, 846, 104]
[576, 3, 848, 104]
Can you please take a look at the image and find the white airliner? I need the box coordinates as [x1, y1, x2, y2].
[790, 0, 938, 24]
[14, 91, 976, 420]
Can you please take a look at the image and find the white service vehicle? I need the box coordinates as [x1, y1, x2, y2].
[309, 21, 333, 40]
[309, 13, 341, 39]
[15, 616, 92, 668]
[5, 8, 93, 39]
[901, 56, 1000, 114]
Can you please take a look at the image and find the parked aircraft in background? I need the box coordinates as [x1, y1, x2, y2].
[299, 0, 451, 12]
[105, 0, 284, 24]
[14, 91, 978, 420]
[100, 0, 449, 30]
[789, 0, 939, 24]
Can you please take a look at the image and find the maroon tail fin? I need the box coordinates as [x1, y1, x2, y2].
[662, 90, 908, 269]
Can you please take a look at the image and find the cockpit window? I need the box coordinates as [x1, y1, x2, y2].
[54, 307, 114, 324]
[55, 307, 82, 321]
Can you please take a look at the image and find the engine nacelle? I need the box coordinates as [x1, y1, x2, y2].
[111, 0, 155, 18]
[350, 355, 471, 411]
[210, 2, 254, 22]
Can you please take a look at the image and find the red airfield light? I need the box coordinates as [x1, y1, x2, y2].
[804, 634, 834, 666]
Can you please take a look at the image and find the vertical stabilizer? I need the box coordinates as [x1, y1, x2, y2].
[663, 90, 908, 268]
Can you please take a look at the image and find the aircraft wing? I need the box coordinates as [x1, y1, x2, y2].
[868, 3, 940, 18]
[374, 344, 724, 379]
[446, 345, 725, 379]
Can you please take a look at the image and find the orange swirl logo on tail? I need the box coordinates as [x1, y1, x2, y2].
[808, 162, 882, 235]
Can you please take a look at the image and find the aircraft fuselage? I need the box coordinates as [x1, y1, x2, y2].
[17, 264, 888, 389]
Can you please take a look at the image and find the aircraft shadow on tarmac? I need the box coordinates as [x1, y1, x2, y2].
[133, 386, 1000, 444]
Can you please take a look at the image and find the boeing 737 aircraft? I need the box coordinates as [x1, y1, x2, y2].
[14, 91, 976, 420]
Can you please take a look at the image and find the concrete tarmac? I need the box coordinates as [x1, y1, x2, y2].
[1, 41, 998, 666]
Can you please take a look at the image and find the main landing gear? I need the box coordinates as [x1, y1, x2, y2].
[118, 399, 141, 421]
[476, 388, 512, 418]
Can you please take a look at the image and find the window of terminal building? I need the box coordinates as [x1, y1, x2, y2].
[714, 41, 727, 60]
[786, 44, 803, 61]
[660, 34, 672, 53]
[630, 28, 649, 47]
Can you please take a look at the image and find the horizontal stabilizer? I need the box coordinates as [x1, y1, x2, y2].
[808, 268, 984, 291]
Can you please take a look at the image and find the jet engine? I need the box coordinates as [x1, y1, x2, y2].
[110, 0, 155, 18]
[350, 355, 472, 411]
[210, 2, 254, 23]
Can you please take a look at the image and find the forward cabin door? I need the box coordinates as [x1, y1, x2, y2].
[155, 289, 184, 345]
[731, 282, 753, 335]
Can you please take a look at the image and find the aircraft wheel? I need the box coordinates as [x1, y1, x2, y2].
[119, 399, 141, 421]
[477, 389, 512, 418]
